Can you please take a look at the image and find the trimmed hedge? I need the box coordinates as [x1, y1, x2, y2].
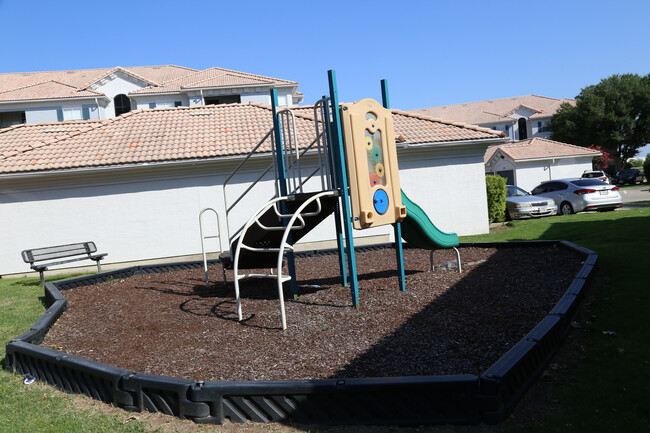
[486, 175, 507, 223]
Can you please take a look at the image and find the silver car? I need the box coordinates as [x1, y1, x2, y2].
[505, 185, 557, 220]
[530, 178, 622, 215]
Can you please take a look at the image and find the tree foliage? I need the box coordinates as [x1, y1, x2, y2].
[587, 144, 613, 169]
[551, 73, 650, 167]
[644, 153, 650, 182]
[485, 174, 506, 223]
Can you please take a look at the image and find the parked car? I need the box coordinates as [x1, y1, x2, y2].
[581, 170, 610, 184]
[613, 168, 645, 185]
[530, 179, 622, 215]
[505, 185, 557, 220]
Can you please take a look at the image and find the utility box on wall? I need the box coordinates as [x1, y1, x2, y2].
[340, 98, 406, 229]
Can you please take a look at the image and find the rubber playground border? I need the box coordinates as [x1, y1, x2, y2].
[5, 240, 597, 426]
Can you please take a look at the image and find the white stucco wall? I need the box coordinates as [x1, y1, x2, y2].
[0, 142, 493, 276]
[134, 95, 190, 109]
[93, 74, 146, 118]
[1, 99, 104, 124]
[489, 156, 596, 191]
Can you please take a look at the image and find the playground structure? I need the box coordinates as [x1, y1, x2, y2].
[5, 70, 600, 427]
[200, 70, 462, 329]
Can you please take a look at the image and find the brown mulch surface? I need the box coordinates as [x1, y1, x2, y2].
[43, 245, 584, 382]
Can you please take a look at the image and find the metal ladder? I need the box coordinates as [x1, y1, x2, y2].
[233, 190, 337, 330]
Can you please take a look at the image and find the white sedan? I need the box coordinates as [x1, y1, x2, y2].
[530, 179, 622, 215]
[505, 185, 557, 220]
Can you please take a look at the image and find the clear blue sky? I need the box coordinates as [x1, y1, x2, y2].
[2, 0, 650, 156]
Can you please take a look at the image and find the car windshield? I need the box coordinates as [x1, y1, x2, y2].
[506, 186, 529, 197]
[583, 172, 601, 178]
[617, 170, 634, 175]
[570, 179, 607, 187]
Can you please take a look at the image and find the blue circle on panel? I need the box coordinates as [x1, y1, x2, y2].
[373, 189, 389, 215]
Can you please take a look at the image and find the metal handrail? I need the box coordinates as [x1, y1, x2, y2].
[221, 104, 337, 258]
[233, 191, 338, 330]
[198, 207, 226, 287]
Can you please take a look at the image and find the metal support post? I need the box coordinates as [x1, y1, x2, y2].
[271, 89, 298, 297]
[321, 95, 348, 287]
[328, 70, 359, 308]
[381, 79, 406, 291]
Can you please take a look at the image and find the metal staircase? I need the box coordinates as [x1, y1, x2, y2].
[220, 96, 342, 329]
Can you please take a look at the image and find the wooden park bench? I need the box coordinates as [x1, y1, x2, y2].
[21, 242, 107, 286]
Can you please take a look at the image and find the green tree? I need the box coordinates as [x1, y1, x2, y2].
[551, 73, 650, 168]
[643, 153, 650, 182]
[485, 174, 506, 223]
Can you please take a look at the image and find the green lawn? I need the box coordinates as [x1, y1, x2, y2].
[1, 208, 649, 432]
[0, 275, 152, 433]
[463, 207, 650, 432]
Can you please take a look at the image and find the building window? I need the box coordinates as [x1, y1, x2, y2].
[63, 108, 83, 120]
[505, 125, 510, 136]
[518, 118, 528, 140]
[114, 94, 131, 116]
[204, 95, 241, 105]
[174, 101, 182, 107]
[0, 111, 26, 128]
[537, 121, 550, 133]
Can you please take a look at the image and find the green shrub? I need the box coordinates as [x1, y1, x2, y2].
[485, 174, 507, 223]
[643, 153, 650, 182]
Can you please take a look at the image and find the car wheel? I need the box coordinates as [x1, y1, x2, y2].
[559, 202, 573, 215]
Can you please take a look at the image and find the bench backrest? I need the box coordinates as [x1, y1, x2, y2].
[21, 242, 98, 264]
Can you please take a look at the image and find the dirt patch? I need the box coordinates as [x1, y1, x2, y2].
[43, 245, 584, 383]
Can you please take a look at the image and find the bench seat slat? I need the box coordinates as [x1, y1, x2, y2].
[21, 241, 106, 286]
[21, 242, 98, 263]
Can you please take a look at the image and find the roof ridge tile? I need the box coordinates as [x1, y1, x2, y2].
[391, 109, 505, 137]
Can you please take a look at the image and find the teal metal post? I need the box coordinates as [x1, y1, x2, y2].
[322, 95, 348, 287]
[381, 79, 406, 291]
[270, 89, 298, 296]
[328, 70, 359, 307]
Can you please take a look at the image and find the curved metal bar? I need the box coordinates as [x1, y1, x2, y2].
[198, 208, 224, 287]
[453, 247, 462, 273]
[275, 191, 338, 329]
[233, 196, 289, 321]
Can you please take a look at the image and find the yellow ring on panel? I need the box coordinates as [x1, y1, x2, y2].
[366, 135, 374, 150]
[375, 162, 385, 177]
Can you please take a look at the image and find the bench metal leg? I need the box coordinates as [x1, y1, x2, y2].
[96, 262, 102, 273]
[39, 271, 45, 287]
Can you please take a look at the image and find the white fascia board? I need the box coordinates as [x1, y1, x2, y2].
[477, 119, 515, 126]
[128, 92, 181, 97]
[515, 153, 600, 163]
[398, 136, 508, 150]
[0, 152, 276, 182]
[0, 96, 110, 105]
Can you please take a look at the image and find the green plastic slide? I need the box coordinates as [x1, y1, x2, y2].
[397, 189, 459, 249]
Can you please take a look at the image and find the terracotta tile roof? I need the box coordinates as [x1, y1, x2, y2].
[130, 67, 298, 95]
[290, 106, 505, 144]
[78, 67, 160, 90]
[484, 137, 600, 164]
[0, 120, 102, 160]
[0, 103, 505, 175]
[0, 65, 294, 102]
[410, 95, 576, 125]
[0, 81, 104, 102]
